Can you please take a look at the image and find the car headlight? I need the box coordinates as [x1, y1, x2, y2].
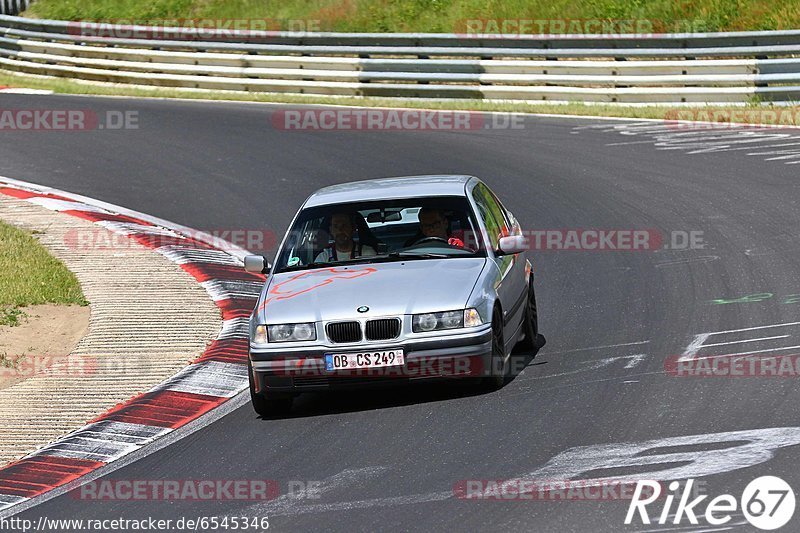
[464, 308, 483, 328]
[259, 323, 317, 343]
[253, 325, 268, 344]
[412, 308, 483, 332]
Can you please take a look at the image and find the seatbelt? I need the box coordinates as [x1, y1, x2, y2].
[328, 239, 360, 261]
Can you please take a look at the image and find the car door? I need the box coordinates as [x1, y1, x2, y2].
[471, 182, 528, 343]
[490, 189, 530, 332]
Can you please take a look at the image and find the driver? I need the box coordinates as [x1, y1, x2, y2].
[416, 208, 464, 248]
[315, 211, 376, 262]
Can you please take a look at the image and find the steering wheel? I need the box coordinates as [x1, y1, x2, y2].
[410, 236, 450, 246]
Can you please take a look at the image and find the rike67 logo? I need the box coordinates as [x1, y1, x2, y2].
[626, 476, 795, 530]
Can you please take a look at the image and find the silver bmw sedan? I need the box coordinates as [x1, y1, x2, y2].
[244, 175, 539, 415]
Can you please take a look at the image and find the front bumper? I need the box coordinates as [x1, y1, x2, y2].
[250, 326, 493, 393]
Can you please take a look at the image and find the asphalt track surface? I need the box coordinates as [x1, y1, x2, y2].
[3, 94, 800, 532]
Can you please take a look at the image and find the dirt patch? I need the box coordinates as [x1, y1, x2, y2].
[0, 304, 89, 390]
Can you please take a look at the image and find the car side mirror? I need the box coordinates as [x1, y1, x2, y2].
[244, 255, 270, 274]
[497, 235, 527, 255]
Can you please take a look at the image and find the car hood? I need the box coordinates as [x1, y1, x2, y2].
[257, 258, 487, 323]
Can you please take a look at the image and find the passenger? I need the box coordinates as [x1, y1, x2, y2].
[315, 212, 377, 262]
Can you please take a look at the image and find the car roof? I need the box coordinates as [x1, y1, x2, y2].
[303, 175, 476, 208]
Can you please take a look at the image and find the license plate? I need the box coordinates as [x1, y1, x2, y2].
[325, 350, 405, 371]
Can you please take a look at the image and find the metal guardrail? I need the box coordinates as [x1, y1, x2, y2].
[0, 14, 799, 103]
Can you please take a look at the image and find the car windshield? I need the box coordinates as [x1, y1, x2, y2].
[275, 196, 486, 272]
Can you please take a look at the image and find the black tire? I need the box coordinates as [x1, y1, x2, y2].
[517, 280, 539, 350]
[248, 359, 293, 417]
[482, 308, 508, 390]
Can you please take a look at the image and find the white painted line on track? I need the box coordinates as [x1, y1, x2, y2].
[576, 120, 800, 165]
[702, 321, 800, 336]
[624, 354, 647, 368]
[0, 88, 54, 95]
[681, 333, 716, 361]
[259, 467, 390, 515]
[517, 354, 648, 382]
[702, 335, 791, 348]
[542, 340, 649, 355]
[265, 490, 454, 516]
[680, 322, 800, 361]
[247, 427, 800, 517]
[694, 344, 800, 360]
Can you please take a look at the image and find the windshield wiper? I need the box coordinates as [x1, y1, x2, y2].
[281, 260, 340, 272]
[282, 253, 452, 272]
[387, 251, 450, 259]
[282, 256, 387, 271]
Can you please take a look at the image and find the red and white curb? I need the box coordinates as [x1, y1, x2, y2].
[0, 177, 261, 512]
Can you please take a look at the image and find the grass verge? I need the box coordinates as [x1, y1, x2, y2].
[0, 220, 87, 326]
[22, 0, 800, 33]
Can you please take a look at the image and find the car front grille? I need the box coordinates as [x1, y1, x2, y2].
[365, 318, 401, 341]
[326, 321, 362, 343]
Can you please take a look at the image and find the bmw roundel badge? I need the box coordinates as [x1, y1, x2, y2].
[357, 306, 369, 313]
